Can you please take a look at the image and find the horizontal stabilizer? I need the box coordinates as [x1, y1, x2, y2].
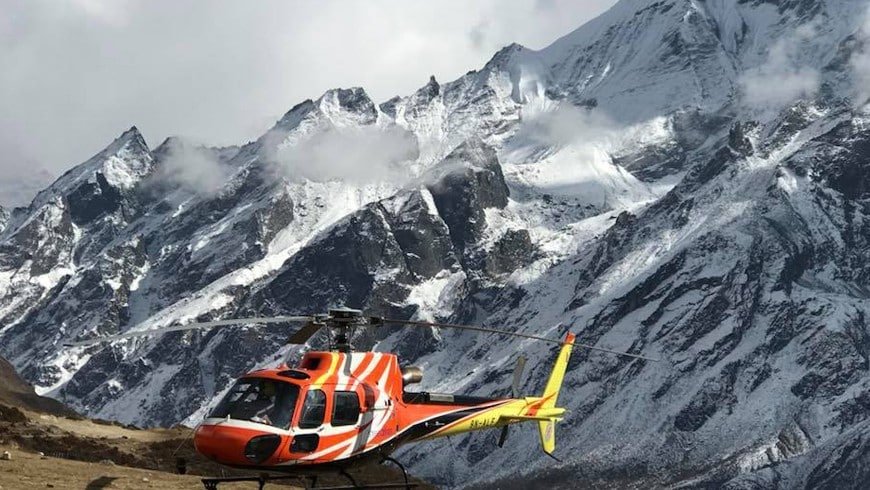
[500, 414, 564, 423]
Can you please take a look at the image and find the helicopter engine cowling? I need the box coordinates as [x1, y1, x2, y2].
[401, 366, 423, 386]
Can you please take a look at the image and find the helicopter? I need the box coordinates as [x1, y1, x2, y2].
[65, 308, 659, 489]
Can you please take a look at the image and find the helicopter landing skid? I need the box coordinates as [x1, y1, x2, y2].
[200, 472, 418, 489]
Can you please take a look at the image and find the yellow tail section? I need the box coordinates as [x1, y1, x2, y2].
[538, 332, 575, 455]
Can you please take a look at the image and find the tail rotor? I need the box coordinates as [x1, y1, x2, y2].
[498, 355, 526, 448]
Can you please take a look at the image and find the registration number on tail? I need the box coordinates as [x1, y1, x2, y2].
[469, 416, 499, 429]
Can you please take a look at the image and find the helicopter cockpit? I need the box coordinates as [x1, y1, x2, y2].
[209, 377, 302, 428]
[207, 373, 363, 433]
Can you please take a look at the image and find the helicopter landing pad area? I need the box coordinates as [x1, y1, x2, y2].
[0, 448, 259, 490]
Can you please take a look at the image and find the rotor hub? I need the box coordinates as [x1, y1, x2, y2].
[326, 308, 365, 352]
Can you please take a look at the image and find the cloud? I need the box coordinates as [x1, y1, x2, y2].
[0, 127, 48, 207]
[468, 22, 488, 50]
[850, 8, 870, 107]
[515, 103, 618, 148]
[263, 125, 419, 184]
[0, 0, 619, 204]
[534, 0, 557, 11]
[154, 139, 233, 195]
[67, 0, 134, 26]
[739, 25, 821, 110]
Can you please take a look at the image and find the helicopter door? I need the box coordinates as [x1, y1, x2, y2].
[290, 388, 327, 454]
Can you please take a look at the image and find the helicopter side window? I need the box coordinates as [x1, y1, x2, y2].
[298, 389, 326, 429]
[332, 391, 360, 426]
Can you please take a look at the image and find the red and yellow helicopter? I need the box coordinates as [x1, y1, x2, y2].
[67, 308, 658, 489]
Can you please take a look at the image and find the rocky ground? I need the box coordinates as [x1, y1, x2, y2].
[0, 449, 252, 490]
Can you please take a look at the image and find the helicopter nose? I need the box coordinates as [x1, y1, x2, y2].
[194, 424, 285, 466]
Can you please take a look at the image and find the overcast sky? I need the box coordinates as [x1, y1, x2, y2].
[0, 0, 617, 206]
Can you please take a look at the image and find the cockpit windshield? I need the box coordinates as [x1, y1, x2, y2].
[209, 378, 299, 428]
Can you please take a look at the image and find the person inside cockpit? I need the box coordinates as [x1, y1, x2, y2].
[210, 377, 299, 428]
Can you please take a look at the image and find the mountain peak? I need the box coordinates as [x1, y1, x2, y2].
[424, 75, 439, 93]
[408, 75, 441, 108]
[99, 125, 150, 163]
[119, 125, 145, 144]
[499, 42, 528, 54]
[122, 125, 141, 138]
[27, 126, 154, 211]
[319, 87, 375, 110]
[152, 135, 182, 155]
[258, 87, 378, 154]
[272, 99, 317, 132]
[484, 42, 533, 71]
[316, 87, 377, 126]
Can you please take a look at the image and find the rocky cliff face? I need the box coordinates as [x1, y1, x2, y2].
[3, 0, 870, 487]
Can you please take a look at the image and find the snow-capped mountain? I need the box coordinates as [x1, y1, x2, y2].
[0, 205, 7, 234]
[4, 0, 870, 487]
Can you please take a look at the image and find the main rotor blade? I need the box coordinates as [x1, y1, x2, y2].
[375, 318, 660, 362]
[287, 321, 323, 344]
[63, 316, 315, 347]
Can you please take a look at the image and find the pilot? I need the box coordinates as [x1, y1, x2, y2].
[250, 381, 277, 425]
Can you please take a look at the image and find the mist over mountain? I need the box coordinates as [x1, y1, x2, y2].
[0, 165, 55, 208]
[4, 0, 870, 487]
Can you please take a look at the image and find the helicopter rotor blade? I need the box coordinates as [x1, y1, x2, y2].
[373, 317, 660, 362]
[499, 355, 526, 449]
[287, 321, 324, 345]
[63, 315, 315, 347]
[497, 425, 510, 448]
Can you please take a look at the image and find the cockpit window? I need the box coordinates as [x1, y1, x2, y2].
[210, 378, 299, 428]
[298, 389, 326, 429]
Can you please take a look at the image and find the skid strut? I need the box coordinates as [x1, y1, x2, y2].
[201, 474, 296, 490]
[201, 473, 417, 489]
[381, 456, 412, 490]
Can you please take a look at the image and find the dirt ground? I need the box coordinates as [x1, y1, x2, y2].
[0, 409, 305, 490]
[0, 447, 262, 490]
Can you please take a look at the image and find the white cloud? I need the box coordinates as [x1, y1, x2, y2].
[155, 139, 232, 195]
[67, 0, 134, 26]
[515, 103, 618, 148]
[0, 0, 618, 206]
[264, 126, 419, 184]
[739, 25, 821, 110]
[850, 8, 870, 107]
[468, 22, 488, 50]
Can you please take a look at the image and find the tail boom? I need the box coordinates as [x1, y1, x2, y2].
[411, 332, 576, 457]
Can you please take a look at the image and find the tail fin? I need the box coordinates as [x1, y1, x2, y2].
[538, 332, 575, 455]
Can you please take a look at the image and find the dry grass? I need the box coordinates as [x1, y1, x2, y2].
[0, 447, 262, 490]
